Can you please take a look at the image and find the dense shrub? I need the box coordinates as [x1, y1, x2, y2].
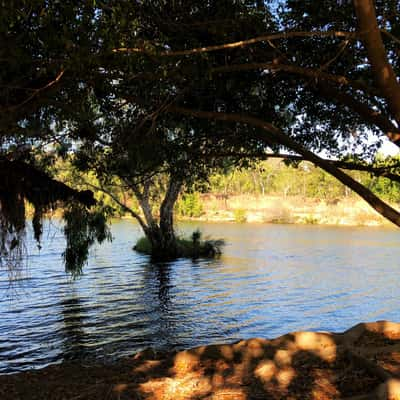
[176, 193, 203, 218]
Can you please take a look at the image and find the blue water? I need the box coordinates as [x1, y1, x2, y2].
[0, 220, 399, 373]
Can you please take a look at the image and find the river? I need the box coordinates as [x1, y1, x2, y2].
[0, 220, 399, 373]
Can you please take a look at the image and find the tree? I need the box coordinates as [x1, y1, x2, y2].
[107, 0, 400, 224]
[2, 0, 400, 270]
[71, 104, 258, 259]
[46, 0, 278, 259]
[0, 2, 112, 274]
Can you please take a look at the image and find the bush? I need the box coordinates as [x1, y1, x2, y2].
[233, 209, 247, 223]
[176, 193, 203, 218]
[133, 236, 153, 254]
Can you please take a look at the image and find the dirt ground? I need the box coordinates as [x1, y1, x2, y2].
[1, 321, 400, 400]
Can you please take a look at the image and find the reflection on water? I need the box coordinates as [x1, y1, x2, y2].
[60, 294, 88, 361]
[141, 262, 179, 349]
[0, 220, 399, 373]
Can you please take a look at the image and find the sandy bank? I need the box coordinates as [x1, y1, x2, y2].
[2, 321, 400, 399]
[185, 194, 399, 227]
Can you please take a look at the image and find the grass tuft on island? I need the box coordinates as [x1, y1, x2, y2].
[134, 230, 224, 259]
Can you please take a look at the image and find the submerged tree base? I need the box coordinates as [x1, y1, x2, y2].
[133, 232, 224, 259]
[2, 320, 400, 400]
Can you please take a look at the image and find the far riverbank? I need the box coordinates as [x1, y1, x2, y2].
[176, 194, 399, 227]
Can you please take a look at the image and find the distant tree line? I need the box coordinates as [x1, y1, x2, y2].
[55, 155, 400, 221]
[205, 157, 400, 204]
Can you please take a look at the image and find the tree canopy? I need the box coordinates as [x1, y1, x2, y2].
[2, 0, 400, 270]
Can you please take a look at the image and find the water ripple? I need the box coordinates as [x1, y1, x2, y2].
[0, 221, 399, 373]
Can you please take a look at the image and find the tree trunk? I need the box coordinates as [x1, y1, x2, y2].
[157, 178, 183, 259]
[353, 0, 400, 134]
[133, 181, 157, 229]
[132, 176, 183, 260]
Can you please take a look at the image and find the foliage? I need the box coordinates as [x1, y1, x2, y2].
[56, 158, 127, 217]
[133, 236, 153, 255]
[62, 204, 112, 276]
[2, 1, 400, 270]
[58, 155, 400, 227]
[206, 158, 400, 204]
[0, 158, 95, 276]
[303, 216, 319, 225]
[233, 209, 247, 223]
[176, 193, 204, 218]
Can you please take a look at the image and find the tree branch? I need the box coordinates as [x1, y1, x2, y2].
[203, 150, 400, 182]
[167, 106, 400, 227]
[4, 70, 65, 112]
[259, 153, 400, 184]
[381, 29, 400, 46]
[0, 159, 96, 209]
[112, 30, 356, 56]
[315, 83, 400, 146]
[83, 181, 148, 231]
[212, 62, 399, 145]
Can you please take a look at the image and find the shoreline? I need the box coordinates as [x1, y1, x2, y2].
[182, 194, 398, 227]
[2, 320, 400, 400]
[39, 194, 399, 228]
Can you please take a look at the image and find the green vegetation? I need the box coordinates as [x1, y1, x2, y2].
[133, 237, 153, 255]
[53, 156, 400, 229]
[205, 158, 400, 204]
[2, 1, 400, 270]
[56, 155, 400, 213]
[302, 216, 319, 225]
[176, 193, 204, 218]
[134, 230, 224, 259]
[62, 204, 112, 277]
[233, 209, 247, 223]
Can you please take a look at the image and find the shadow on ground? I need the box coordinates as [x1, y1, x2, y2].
[1, 321, 400, 400]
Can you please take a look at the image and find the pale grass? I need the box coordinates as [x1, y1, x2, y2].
[195, 194, 398, 226]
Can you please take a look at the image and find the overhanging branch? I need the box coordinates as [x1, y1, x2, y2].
[211, 61, 400, 147]
[0, 159, 95, 208]
[2, 70, 65, 113]
[112, 30, 356, 56]
[83, 180, 148, 231]
[315, 83, 400, 146]
[167, 106, 400, 227]
[259, 153, 400, 184]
